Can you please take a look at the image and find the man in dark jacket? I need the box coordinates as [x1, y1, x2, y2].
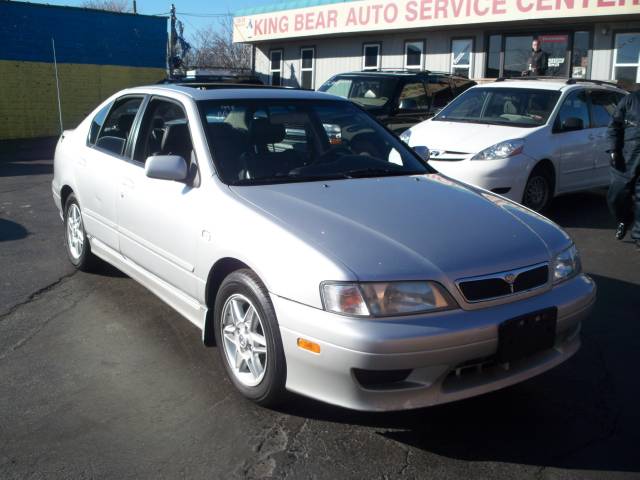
[607, 89, 640, 248]
[524, 39, 548, 76]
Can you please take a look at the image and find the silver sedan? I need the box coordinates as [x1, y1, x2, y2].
[52, 85, 595, 411]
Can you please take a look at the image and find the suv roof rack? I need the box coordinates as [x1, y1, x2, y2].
[495, 76, 568, 82]
[565, 78, 619, 88]
[170, 82, 294, 90]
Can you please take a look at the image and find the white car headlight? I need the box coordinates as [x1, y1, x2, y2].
[399, 129, 412, 144]
[471, 139, 525, 161]
[553, 244, 581, 284]
[321, 281, 456, 317]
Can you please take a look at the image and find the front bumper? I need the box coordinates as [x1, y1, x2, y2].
[429, 153, 534, 204]
[273, 273, 595, 411]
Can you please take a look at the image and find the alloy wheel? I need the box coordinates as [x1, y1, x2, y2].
[66, 203, 84, 260]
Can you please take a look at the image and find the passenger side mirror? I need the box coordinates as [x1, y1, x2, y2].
[413, 145, 430, 161]
[559, 117, 584, 132]
[145, 155, 188, 182]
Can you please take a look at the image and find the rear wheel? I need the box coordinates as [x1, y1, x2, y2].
[64, 194, 99, 271]
[213, 269, 287, 407]
[523, 166, 553, 212]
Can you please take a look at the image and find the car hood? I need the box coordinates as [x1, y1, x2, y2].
[409, 120, 540, 154]
[230, 175, 565, 284]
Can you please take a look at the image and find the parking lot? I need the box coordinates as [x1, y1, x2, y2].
[1, 151, 639, 480]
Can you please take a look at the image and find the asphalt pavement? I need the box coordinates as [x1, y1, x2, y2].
[1, 154, 639, 479]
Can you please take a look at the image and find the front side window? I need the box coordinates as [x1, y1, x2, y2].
[613, 32, 640, 87]
[94, 97, 143, 156]
[451, 39, 472, 78]
[318, 76, 398, 110]
[88, 102, 111, 145]
[300, 47, 315, 89]
[198, 100, 430, 185]
[270, 50, 283, 86]
[363, 43, 380, 70]
[405, 40, 424, 70]
[555, 90, 590, 131]
[398, 82, 428, 110]
[133, 98, 193, 164]
[435, 87, 560, 127]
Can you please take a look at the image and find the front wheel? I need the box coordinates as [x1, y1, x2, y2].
[64, 194, 99, 271]
[522, 167, 553, 212]
[213, 269, 287, 407]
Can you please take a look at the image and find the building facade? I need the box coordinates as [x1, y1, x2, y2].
[0, 1, 167, 140]
[233, 0, 640, 90]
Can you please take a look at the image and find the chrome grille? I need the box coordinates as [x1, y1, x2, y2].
[456, 263, 549, 303]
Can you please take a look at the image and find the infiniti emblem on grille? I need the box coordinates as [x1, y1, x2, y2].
[430, 149, 443, 157]
[504, 273, 517, 293]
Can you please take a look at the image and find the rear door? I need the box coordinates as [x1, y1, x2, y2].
[80, 96, 144, 251]
[588, 89, 626, 186]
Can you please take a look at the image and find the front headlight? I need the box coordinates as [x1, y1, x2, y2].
[321, 281, 456, 317]
[471, 139, 524, 160]
[399, 129, 412, 144]
[553, 244, 581, 284]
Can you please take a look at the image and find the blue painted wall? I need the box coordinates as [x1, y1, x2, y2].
[0, 1, 167, 68]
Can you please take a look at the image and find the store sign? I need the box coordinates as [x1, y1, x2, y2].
[234, 0, 639, 42]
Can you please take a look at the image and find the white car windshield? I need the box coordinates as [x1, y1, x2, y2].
[434, 87, 560, 128]
[198, 99, 431, 186]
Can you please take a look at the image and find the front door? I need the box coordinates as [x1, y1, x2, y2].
[116, 97, 201, 298]
[551, 90, 594, 192]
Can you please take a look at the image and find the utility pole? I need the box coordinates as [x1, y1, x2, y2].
[168, 3, 176, 78]
[132, 0, 137, 13]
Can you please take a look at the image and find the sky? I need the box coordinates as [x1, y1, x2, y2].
[25, 0, 279, 41]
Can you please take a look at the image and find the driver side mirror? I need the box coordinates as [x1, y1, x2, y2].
[413, 145, 430, 161]
[145, 155, 188, 182]
[559, 117, 584, 132]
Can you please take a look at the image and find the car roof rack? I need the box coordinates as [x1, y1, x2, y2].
[565, 78, 619, 88]
[170, 82, 294, 90]
[495, 76, 568, 82]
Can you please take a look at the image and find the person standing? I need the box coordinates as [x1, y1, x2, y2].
[523, 39, 548, 77]
[607, 89, 640, 248]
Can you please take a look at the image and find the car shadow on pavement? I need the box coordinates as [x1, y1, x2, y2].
[0, 218, 28, 241]
[547, 190, 615, 230]
[0, 160, 53, 177]
[276, 273, 640, 474]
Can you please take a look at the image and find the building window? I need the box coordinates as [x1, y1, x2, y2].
[486, 34, 502, 78]
[571, 31, 590, 79]
[612, 32, 640, 86]
[404, 40, 424, 70]
[300, 47, 315, 89]
[362, 43, 380, 70]
[451, 38, 472, 77]
[270, 50, 283, 86]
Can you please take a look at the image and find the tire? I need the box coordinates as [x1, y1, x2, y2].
[522, 166, 553, 212]
[213, 269, 287, 407]
[64, 193, 99, 271]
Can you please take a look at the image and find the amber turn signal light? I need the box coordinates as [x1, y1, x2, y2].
[297, 338, 321, 354]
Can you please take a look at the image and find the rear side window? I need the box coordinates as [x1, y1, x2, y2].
[590, 90, 623, 128]
[95, 97, 143, 156]
[426, 75, 453, 109]
[398, 82, 429, 110]
[87, 103, 111, 145]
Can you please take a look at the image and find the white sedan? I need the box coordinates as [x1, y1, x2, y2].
[401, 79, 627, 211]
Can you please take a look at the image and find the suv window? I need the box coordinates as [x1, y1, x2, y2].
[398, 82, 429, 110]
[589, 90, 623, 128]
[556, 90, 590, 131]
[88, 102, 111, 146]
[133, 98, 193, 164]
[319, 76, 398, 109]
[426, 75, 454, 109]
[95, 97, 143, 156]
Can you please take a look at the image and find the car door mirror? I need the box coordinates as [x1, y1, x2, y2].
[560, 117, 584, 132]
[413, 145, 430, 161]
[145, 155, 188, 182]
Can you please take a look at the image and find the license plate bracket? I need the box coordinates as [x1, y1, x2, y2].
[497, 307, 557, 363]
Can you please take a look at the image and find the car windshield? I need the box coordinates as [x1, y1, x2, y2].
[198, 99, 431, 186]
[433, 87, 560, 127]
[318, 76, 398, 109]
